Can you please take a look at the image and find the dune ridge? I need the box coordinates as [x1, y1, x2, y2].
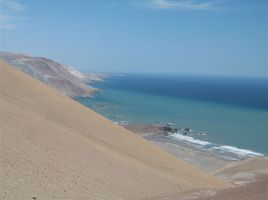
[0, 61, 230, 200]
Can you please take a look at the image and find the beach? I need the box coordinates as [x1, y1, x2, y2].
[123, 124, 231, 171]
[123, 124, 268, 200]
[123, 124, 268, 191]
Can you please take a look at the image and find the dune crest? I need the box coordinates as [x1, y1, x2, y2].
[0, 61, 230, 200]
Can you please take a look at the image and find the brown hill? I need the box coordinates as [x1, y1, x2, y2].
[0, 51, 99, 97]
[0, 61, 230, 200]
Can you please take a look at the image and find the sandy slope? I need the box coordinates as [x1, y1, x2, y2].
[213, 156, 268, 185]
[196, 175, 268, 200]
[0, 61, 230, 200]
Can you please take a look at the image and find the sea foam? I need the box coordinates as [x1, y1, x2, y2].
[211, 145, 264, 158]
[168, 133, 210, 146]
[168, 132, 263, 160]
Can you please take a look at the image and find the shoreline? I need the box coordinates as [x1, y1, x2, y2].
[79, 73, 268, 157]
[122, 124, 268, 194]
[122, 124, 231, 172]
[122, 124, 265, 172]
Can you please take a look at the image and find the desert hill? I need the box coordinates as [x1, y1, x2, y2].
[0, 61, 229, 200]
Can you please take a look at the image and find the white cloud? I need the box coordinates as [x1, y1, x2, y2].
[149, 0, 218, 10]
[1, 0, 25, 11]
[0, 0, 26, 30]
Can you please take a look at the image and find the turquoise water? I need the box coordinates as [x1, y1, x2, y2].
[76, 74, 268, 157]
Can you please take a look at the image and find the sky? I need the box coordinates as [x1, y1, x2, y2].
[0, 0, 267, 77]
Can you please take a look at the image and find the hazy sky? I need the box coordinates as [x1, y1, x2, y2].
[1, 0, 267, 77]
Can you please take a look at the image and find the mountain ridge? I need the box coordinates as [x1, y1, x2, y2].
[0, 51, 100, 97]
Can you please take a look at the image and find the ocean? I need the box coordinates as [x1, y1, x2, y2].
[76, 74, 268, 160]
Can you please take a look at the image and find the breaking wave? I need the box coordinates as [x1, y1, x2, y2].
[168, 132, 263, 160]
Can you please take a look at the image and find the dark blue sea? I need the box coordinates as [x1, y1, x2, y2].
[77, 74, 268, 159]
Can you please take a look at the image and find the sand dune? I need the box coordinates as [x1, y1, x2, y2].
[0, 61, 230, 200]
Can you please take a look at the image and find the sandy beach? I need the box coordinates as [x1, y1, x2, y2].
[123, 124, 232, 171]
[123, 124, 268, 199]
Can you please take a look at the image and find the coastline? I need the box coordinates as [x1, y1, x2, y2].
[2, 61, 267, 200]
[122, 123, 268, 199]
[123, 124, 232, 172]
[81, 74, 268, 193]
[85, 73, 268, 155]
[122, 124, 266, 173]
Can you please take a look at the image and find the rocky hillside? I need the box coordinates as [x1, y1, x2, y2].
[0, 51, 99, 97]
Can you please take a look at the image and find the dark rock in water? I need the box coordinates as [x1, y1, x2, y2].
[182, 132, 188, 135]
[161, 126, 178, 134]
[184, 128, 191, 132]
[162, 126, 172, 132]
[122, 124, 180, 136]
